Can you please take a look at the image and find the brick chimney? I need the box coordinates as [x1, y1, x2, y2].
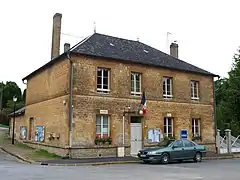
[64, 43, 70, 52]
[51, 13, 62, 60]
[170, 41, 178, 58]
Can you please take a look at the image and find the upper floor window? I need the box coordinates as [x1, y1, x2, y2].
[191, 80, 199, 100]
[164, 117, 173, 137]
[131, 72, 141, 96]
[192, 118, 200, 137]
[97, 68, 110, 93]
[163, 77, 173, 98]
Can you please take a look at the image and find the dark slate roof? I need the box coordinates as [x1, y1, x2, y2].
[71, 33, 217, 76]
[22, 33, 218, 81]
[9, 106, 25, 117]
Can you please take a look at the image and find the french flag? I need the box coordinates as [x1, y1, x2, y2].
[141, 92, 147, 114]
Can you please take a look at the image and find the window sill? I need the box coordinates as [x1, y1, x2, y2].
[191, 98, 199, 101]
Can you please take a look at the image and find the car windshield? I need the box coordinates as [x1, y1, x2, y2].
[157, 139, 175, 147]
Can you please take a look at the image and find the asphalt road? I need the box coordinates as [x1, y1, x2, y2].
[1, 147, 240, 180]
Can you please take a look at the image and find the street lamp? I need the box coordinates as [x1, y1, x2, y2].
[12, 96, 17, 145]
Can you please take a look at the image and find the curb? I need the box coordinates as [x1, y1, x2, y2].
[203, 155, 240, 160]
[41, 155, 240, 166]
[41, 160, 141, 166]
[0, 146, 37, 164]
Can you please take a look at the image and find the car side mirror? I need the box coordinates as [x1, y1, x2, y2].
[172, 145, 178, 149]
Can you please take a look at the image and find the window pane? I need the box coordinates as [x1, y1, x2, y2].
[97, 69, 102, 76]
[96, 116, 101, 124]
[96, 125, 101, 134]
[131, 80, 134, 92]
[136, 82, 140, 92]
[135, 73, 140, 81]
[168, 126, 172, 134]
[195, 127, 199, 134]
[168, 118, 172, 125]
[131, 73, 134, 81]
[103, 69, 108, 78]
[103, 116, 108, 124]
[103, 84, 108, 90]
[195, 119, 199, 126]
[97, 77, 102, 86]
[164, 118, 167, 126]
[164, 126, 167, 134]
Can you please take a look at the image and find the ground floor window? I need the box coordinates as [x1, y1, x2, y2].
[96, 115, 109, 138]
[164, 117, 173, 137]
[192, 118, 201, 137]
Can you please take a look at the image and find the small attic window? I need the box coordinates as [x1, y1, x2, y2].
[110, 43, 115, 47]
[143, 49, 149, 53]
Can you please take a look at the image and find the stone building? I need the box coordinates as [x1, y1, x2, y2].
[10, 13, 219, 158]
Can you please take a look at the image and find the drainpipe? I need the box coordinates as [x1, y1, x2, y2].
[214, 75, 220, 153]
[67, 51, 73, 158]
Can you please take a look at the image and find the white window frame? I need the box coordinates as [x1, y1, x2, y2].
[163, 77, 173, 99]
[164, 117, 173, 137]
[96, 115, 110, 137]
[97, 68, 110, 93]
[131, 72, 142, 96]
[191, 80, 199, 100]
[192, 118, 200, 137]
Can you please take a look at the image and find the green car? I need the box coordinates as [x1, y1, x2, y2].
[137, 139, 206, 164]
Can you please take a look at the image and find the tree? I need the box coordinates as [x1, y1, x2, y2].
[215, 47, 240, 136]
[0, 81, 25, 125]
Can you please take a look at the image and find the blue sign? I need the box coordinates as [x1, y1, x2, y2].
[180, 129, 188, 139]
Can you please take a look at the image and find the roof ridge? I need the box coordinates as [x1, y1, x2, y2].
[93, 32, 139, 43]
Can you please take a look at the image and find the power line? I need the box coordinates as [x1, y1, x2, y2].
[61, 33, 84, 39]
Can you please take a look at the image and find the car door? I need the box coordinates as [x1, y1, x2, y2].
[170, 140, 185, 160]
[182, 139, 197, 158]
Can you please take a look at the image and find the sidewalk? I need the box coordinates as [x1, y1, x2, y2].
[40, 152, 240, 166]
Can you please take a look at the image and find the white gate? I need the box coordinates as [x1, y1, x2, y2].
[219, 134, 240, 154]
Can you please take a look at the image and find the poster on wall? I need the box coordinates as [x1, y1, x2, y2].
[20, 126, 27, 140]
[35, 126, 45, 142]
[147, 128, 161, 143]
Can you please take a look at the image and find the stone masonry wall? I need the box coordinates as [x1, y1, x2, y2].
[70, 55, 215, 153]
[25, 58, 70, 106]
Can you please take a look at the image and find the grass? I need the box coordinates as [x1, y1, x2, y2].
[0, 133, 61, 161]
[0, 124, 9, 128]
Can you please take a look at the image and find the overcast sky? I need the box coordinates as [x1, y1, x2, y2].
[1, 0, 239, 90]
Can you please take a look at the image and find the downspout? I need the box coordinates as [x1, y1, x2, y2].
[67, 51, 73, 158]
[214, 75, 220, 153]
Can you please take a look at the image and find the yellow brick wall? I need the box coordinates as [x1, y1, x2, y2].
[24, 95, 69, 147]
[19, 58, 70, 147]
[71, 55, 215, 147]
[25, 59, 70, 105]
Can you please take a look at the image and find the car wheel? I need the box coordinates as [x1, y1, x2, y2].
[161, 153, 170, 164]
[194, 152, 202, 162]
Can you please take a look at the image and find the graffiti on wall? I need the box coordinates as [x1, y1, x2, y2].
[35, 126, 45, 142]
[20, 126, 27, 140]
